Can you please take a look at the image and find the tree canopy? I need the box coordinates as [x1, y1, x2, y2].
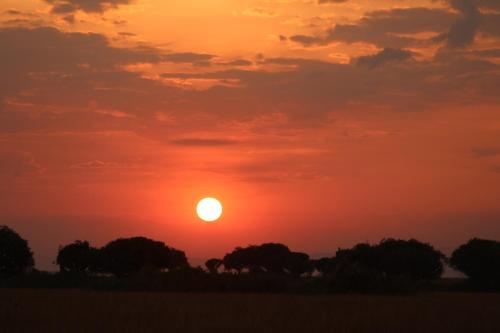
[205, 258, 222, 274]
[450, 238, 500, 284]
[0, 225, 34, 277]
[223, 243, 312, 276]
[4, 223, 500, 293]
[333, 239, 444, 280]
[100, 237, 188, 276]
[56, 241, 100, 274]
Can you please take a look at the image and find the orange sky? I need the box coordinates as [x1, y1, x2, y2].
[1, 0, 500, 269]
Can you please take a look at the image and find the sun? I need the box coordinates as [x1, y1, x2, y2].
[196, 197, 222, 222]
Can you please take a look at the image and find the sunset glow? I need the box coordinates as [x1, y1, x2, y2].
[0, 0, 499, 271]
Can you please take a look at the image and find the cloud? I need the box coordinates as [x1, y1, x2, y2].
[72, 160, 119, 168]
[241, 7, 277, 18]
[1, 25, 500, 141]
[472, 49, 500, 58]
[289, 7, 455, 48]
[289, 34, 323, 46]
[472, 147, 500, 157]
[0, 26, 181, 134]
[44, 0, 133, 14]
[0, 27, 164, 72]
[0, 152, 42, 177]
[4, 9, 36, 16]
[355, 48, 414, 69]
[0, 26, 212, 103]
[432, 1, 500, 49]
[70, 160, 141, 173]
[451, 0, 500, 11]
[482, 13, 500, 38]
[163, 52, 214, 66]
[169, 138, 239, 147]
[62, 14, 75, 23]
[199, 152, 331, 183]
[159, 50, 500, 124]
[216, 59, 253, 66]
[437, 0, 481, 48]
[318, 0, 349, 3]
[289, 2, 500, 50]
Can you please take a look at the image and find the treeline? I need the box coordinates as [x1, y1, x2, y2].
[1, 225, 500, 293]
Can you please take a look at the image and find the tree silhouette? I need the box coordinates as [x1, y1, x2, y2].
[334, 243, 381, 281]
[100, 237, 188, 277]
[169, 248, 189, 270]
[222, 246, 246, 273]
[56, 240, 100, 274]
[223, 243, 312, 275]
[285, 252, 314, 276]
[0, 225, 34, 277]
[334, 239, 443, 280]
[336, 243, 379, 273]
[255, 243, 291, 274]
[313, 257, 338, 276]
[450, 238, 500, 286]
[205, 258, 222, 274]
[376, 238, 444, 280]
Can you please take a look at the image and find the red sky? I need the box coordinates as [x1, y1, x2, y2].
[1, 0, 500, 270]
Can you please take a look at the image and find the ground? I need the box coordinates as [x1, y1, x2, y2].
[1, 290, 500, 332]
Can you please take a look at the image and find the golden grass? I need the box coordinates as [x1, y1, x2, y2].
[1, 290, 500, 332]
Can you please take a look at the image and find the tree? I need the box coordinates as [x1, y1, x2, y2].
[222, 243, 312, 275]
[222, 246, 247, 273]
[285, 252, 314, 276]
[169, 248, 189, 270]
[450, 238, 500, 284]
[336, 243, 379, 273]
[205, 258, 222, 274]
[0, 225, 34, 277]
[100, 237, 188, 277]
[223, 243, 288, 274]
[56, 240, 100, 274]
[255, 243, 291, 274]
[376, 238, 444, 280]
[313, 257, 337, 276]
[334, 243, 381, 280]
[334, 239, 443, 280]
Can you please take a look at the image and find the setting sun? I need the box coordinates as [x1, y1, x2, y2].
[196, 197, 223, 222]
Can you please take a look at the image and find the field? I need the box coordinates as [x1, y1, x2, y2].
[1, 290, 500, 333]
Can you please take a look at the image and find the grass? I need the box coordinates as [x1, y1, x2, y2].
[1, 290, 500, 332]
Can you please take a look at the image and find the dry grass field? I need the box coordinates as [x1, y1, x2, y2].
[1, 290, 500, 333]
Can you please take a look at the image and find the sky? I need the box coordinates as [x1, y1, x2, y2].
[1, 0, 500, 270]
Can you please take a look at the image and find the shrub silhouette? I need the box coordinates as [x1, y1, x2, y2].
[335, 243, 379, 275]
[56, 241, 100, 274]
[450, 238, 500, 286]
[332, 243, 384, 291]
[169, 247, 189, 270]
[376, 238, 444, 280]
[0, 225, 34, 277]
[313, 257, 338, 276]
[100, 237, 188, 277]
[334, 239, 443, 281]
[284, 252, 314, 276]
[4, 232, 494, 293]
[205, 258, 222, 274]
[223, 243, 312, 276]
